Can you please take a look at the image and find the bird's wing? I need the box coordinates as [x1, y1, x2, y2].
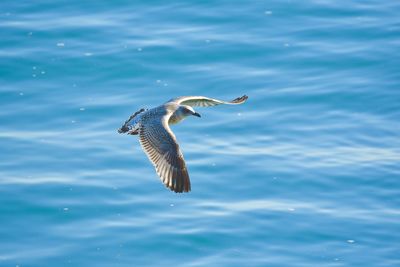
[167, 95, 248, 107]
[138, 113, 191, 193]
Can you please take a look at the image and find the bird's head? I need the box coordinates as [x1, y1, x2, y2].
[180, 105, 201, 118]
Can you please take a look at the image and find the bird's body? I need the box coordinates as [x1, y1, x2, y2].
[118, 95, 248, 193]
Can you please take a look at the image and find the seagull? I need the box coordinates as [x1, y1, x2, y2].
[118, 95, 248, 193]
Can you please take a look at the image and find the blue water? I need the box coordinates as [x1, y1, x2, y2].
[1, 1, 399, 266]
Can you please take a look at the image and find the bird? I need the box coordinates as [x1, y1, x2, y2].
[118, 95, 248, 193]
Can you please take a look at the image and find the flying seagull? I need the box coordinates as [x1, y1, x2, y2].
[118, 95, 248, 193]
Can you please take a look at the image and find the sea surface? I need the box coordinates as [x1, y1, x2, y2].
[1, 1, 399, 266]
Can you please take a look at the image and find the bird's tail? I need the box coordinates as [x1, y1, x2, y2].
[118, 108, 147, 135]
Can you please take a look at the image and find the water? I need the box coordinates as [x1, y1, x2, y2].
[1, 1, 399, 266]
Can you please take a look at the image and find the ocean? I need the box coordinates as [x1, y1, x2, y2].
[0, 1, 399, 266]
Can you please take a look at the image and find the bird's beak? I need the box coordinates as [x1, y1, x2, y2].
[193, 112, 201, 118]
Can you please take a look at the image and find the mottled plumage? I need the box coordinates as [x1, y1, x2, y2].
[118, 95, 248, 193]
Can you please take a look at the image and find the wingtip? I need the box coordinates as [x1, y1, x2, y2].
[167, 184, 191, 193]
[231, 95, 248, 104]
[160, 166, 191, 193]
[172, 188, 191, 193]
[117, 126, 128, 134]
[170, 175, 191, 193]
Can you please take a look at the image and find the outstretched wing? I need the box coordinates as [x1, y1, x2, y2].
[138, 113, 191, 193]
[167, 95, 248, 107]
